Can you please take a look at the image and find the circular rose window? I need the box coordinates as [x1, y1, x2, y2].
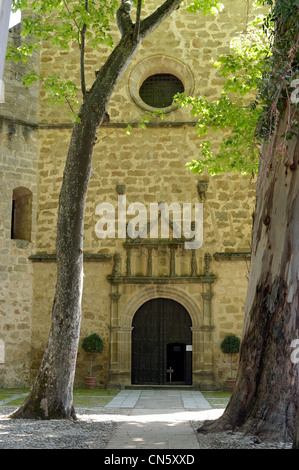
[129, 55, 194, 114]
[139, 73, 184, 109]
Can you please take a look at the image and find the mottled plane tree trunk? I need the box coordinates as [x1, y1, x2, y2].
[196, 1, 299, 444]
[10, 0, 182, 420]
[198, 121, 299, 442]
[294, 413, 299, 448]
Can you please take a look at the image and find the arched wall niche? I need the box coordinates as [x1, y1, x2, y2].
[11, 186, 32, 242]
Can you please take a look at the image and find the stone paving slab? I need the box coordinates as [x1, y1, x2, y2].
[106, 389, 212, 410]
[104, 390, 213, 449]
[181, 391, 212, 409]
[105, 413, 201, 449]
[105, 390, 142, 408]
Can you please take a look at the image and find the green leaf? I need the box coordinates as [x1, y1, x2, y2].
[22, 70, 39, 87]
[186, 0, 224, 15]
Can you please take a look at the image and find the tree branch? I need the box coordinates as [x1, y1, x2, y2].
[139, 0, 181, 40]
[62, 0, 80, 32]
[133, 0, 142, 43]
[80, 23, 87, 96]
[80, 0, 89, 96]
[116, 0, 134, 37]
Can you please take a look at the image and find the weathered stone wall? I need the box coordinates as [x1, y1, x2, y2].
[1, 0, 261, 388]
[213, 258, 250, 383]
[29, 259, 113, 387]
[0, 22, 40, 386]
[31, 119, 255, 385]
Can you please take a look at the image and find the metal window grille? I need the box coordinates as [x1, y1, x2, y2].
[139, 74, 184, 108]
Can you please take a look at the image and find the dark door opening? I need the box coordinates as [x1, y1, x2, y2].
[167, 342, 185, 383]
[131, 298, 192, 385]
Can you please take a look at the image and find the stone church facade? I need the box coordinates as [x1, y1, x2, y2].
[0, 1, 256, 390]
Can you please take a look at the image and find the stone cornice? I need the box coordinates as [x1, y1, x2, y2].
[29, 253, 112, 262]
[107, 274, 216, 285]
[213, 252, 251, 261]
[0, 113, 197, 130]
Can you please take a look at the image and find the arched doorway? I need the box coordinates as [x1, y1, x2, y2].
[131, 298, 192, 385]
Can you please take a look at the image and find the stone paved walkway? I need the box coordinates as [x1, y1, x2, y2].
[104, 390, 212, 449]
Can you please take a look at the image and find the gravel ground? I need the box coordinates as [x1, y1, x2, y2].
[0, 405, 293, 450]
[191, 421, 293, 449]
[0, 406, 126, 449]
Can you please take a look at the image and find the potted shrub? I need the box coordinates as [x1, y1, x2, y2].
[81, 333, 104, 389]
[220, 334, 240, 391]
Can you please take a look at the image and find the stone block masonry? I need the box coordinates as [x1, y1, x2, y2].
[0, 0, 260, 388]
[0, 21, 39, 387]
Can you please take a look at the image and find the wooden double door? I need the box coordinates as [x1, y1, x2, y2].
[131, 298, 192, 385]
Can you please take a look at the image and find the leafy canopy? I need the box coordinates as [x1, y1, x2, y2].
[176, 0, 298, 176]
[9, 1, 297, 175]
[9, 0, 120, 116]
[11, 0, 118, 50]
[175, 4, 271, 175]
[8, 0, 224, 116]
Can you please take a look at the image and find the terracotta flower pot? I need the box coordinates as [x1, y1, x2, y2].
[84, 376, 96, 389]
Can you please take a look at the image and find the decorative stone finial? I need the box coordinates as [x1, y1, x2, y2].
[112, 253, 121, 275]
[204, 252, 211, 275]
[116, 184, 126, 195]
[197, 180, 209, 201]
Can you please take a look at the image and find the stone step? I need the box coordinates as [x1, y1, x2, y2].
[123, 384, 196, 391]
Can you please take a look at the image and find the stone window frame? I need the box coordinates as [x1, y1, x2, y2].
[128, 55, 194, 114]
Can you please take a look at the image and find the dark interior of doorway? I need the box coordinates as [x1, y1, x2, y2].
[167, 342, 185, 383]
[131, 298, 192, 385]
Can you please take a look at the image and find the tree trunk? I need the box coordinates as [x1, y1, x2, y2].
[10, 37, 139, 421]
[198, 117, 299, 442]
[294, 410, 299, 448]
[10, 0, 182, 420]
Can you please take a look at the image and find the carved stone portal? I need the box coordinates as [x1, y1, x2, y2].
[107, 245, 216, 389]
